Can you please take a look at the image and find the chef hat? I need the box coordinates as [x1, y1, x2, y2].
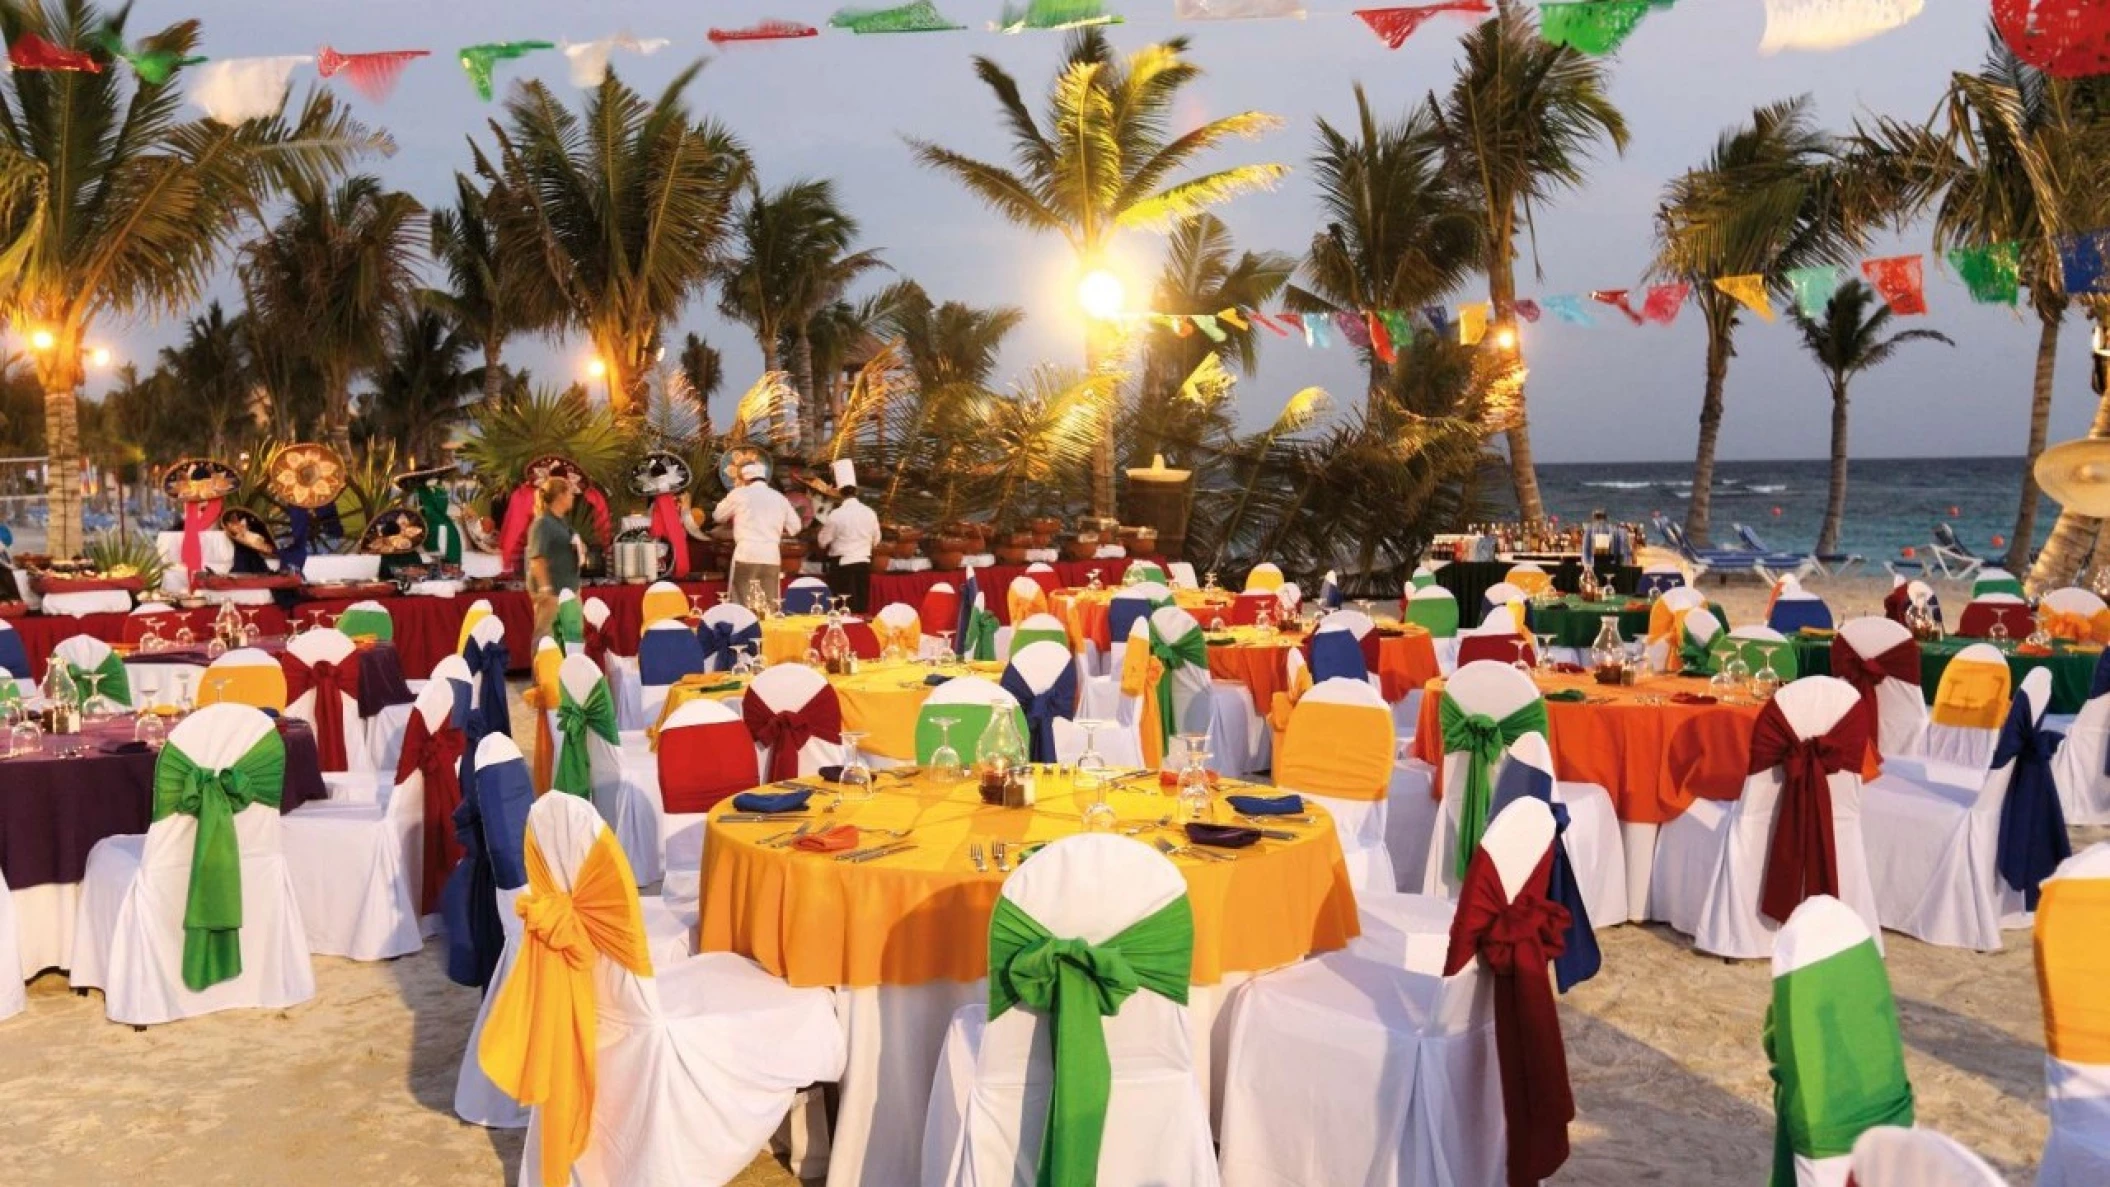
[740, 462, 766, 481]
[832, 459, 857, 489]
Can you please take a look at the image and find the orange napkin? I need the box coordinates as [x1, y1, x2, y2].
[1159, 768, 1223, 789]
[792, 825, 860, 853]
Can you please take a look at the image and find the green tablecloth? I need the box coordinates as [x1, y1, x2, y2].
[1528, 599, 1654, 650]
[1789, 635, 2098, 714]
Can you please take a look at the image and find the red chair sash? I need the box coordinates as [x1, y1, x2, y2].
[281, 652, 363, 772]
[1443, 846, 1573, 1187]
[583, 619, 608, 666]
[395, 710, 466, 913]
[1227, 591, 1276, 627]
[1882, 583, 1910, 625]
[1957, 602, 2033, 639]
[918, 590, 959, 638]
[1456, 634, 1535, 668]
[123, 612, 188, 646]
[741, 687, 842, 782]
[1746, 697, 1871, 925]
[810, 620, 882, 659]
[658, 720, 760, 813]
[1828, 636, 1920, 743]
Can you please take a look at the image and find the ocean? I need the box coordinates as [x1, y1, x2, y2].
[1531, 456, 2052, 565]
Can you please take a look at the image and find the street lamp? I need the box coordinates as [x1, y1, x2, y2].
[1077, 269, 1125, 321]
[1493, 326, 1518, 351]
[88, 347, 112, 368]
[585, 356, 608, 379]
[28, 328, 54, 352]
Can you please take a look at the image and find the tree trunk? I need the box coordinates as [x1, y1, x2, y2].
[1367, 353, 1390, 425]
[41, 368, 83, 558]
[1684, 321, 1733, 548]
[325, 363, 353, 454]
[794, 328, 818, 456]
[2026, 323, 2110, 592]
[1817, 378, 1850, 556]
[483, 341, 504, 406]
[1490, 258, 1543, 523]
[2008, 307, 2063, 572]
[1088, 324, 1116, 521]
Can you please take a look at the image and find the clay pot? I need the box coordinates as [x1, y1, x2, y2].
[1003, 530, 1034, 549]
[780, 539, 808, 564]
[1030, 532, 1055, 549]
[1061, 539, 1100, 562]
[1029, 516, 1062, 537]
[932, 547, 965, 570]
[995, 545, 1030, 565]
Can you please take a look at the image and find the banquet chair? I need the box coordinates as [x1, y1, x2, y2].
[1957, 593, 2034, 640]
[461, 614, 512, 741]
[745, 663, 845, 780]
[1167, 561, 1199, 589]
[1277, 581, 1304, 617]
[1406, 586, 1461, 672]
[1006, 574, 1048, 626]
[1849, 1127, 2007, 1187]
[1481, 582, 1528, 631]
[1008, 611, 1071, 658]
[0, 865, 19, 1021]
[1637, 563, 1686, 596]
[1884, 577, 1944, 629]
[1124, 560, 1169, 587]
[1275, 677, 1399, 892]
[2035, 842, 2110, 1187]
[393, 676, 470, 927]
[526, 638, 563, 793]
[0, 618, 28, 687]
[1503, 561, 1552, 596]
[584, 596, 646, 731]
[548, 653, 664, 888]
[1901, 642, 2013, 786]
[123, 601, 185, 647]
[552, 588, 585, 653]
[1218, 798, 1562, 1187]
[1767, 895, 1916, 1187]
[639, 579, 690, 626]
[487, 793, 846, 1187]
[337, 599, 394, 642]
[277, 678, 430, 961]
[655, 698, 759, 910]
[1482, 730, 1626, 936]
[783, 575, 833, 616]
[1149, 605, 1253, 776]
[1455, 618, 1535, 669]
[455, 598, 495, 653]
[1243, 562, 1284, 593]
[1830, 617, 1927, 760]
[1108, 584, 1172, 668]
[1973, 567, 2025, 599]
[50, 633, 131, 708]
[698, 602, 763, 674]
[638, 619, 708, 725]
[1707, 625, 1802, 682]
[873, 602, 927, 660]
[2040, 586, 2110, 644]
[1643, 587, 1708, 671]
[203, 648, 289, 712]
[451, 734, 534, 1130]
[1000, 641, 1079, 765]
[1409, 563, 1440, 590]
[921, 834, 1217, 1187]
[1311, 620, 1370, 685]
[1860, 669, 2054, 951]
[919, 582, 960, 646]
[2050, 662, 2110, 825]
[1766, 584, 1834, 634]
[282, 627, 372, 791]
[1057, 619, 1149, 768]
[1649, 605, 1723, 676]
[69, 704, 316, 1025]
[1317, 569, 1344, 610]
[1648, 676, 1881, 959]
[914, 675, 1025, 764]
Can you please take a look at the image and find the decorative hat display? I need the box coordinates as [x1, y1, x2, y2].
[164, 458, 240, 575]
[395, 462, 463, 565]
[524, 454, 587, 496]
[496, 454, 614, 573]
[2034, 438, 2110, 517]
[219, 507, 278, 558]
[359, 506, 428, 555]
[717, 444, 772, 492]
[631, 451, 694, 577]
[264, 443, 348, 510]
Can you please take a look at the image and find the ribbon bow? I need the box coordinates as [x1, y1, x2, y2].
[464, 638, 513, 739]
[1678, 627, 1719, 676]
[1828, 637, 1919, 747]
[1748, 698, 1870, 924]
[282, 654, 362, 772]
[478, 827, 652, 1187]
[961, 602, 1001, 663]
[1437, 695, 1551, 879]
[65, 651, 131, 708]
[988, 894, 1193, 1187]
[876, 619, 922, 658]
[582, 618, 608, 666]
[553, 597, 584, 650]
[704, 620, 760, 673]
[2040, 607, 2103, 644]
[743, 692, 840, 782]
[1147, 627, 1209, 754]
[552, 681, 619, 797]
[154, 732, 287, 991]
[1648, 604, 1694, 673]
[397, 710, 467, 914]
[1001, 663, 1078, 764]
[1993, 694, 2069, 910]
[1444, 846, 1573, 1187]
[1491, 758, 1601, 994]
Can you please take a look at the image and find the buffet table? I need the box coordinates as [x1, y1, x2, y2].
[1432, 559, 1640, 618]
[869, 558, 1134, 626]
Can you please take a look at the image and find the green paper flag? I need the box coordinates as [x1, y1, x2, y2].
[1379, 310, 1415, 349]
[830, 1, 966, 33]
[1786, 265, 1842, 317]
[99, 32, 205, 84]
[458, 40, 555, 101]
[1950, 243, 2021, 307]
[1539, 0, 1665, 55]
[998, 0, 1123, 30]
[1191, 314, 1226, 343]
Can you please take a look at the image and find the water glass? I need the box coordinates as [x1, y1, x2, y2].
[133, 710, 167, 750]
[838, 731, 873, 803]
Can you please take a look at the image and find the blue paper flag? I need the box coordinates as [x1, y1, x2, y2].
[1542, 295, 1595, 326]
[2060, 231, 2110, 296]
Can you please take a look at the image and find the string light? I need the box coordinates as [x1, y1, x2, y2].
[585, 356, 608, 379]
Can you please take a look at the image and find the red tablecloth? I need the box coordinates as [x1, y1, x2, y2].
[869, 559, 1134, 626]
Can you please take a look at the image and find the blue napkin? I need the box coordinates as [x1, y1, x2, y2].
[923, 673, 953, 687]
[730, 789, 812, 813]
[1226, 793, 1304, 816]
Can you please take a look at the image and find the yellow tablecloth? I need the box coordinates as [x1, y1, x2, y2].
[653, 659, 1006, 761]
[698, 774, 1361, 988]
[761, 615, 829, 665]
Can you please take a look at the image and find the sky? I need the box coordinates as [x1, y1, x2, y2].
[86, 0, 2104, 465]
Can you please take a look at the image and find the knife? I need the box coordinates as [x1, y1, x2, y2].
[843, 840, 917, 863]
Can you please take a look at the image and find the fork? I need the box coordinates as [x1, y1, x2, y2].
[969, 843, 988, 873]
[994, 841, 1012, 872]
[762, 823, 812, 849]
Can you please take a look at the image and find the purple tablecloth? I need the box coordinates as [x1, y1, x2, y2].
[125, 639, 413, 717]
[0, 718, 327, 891]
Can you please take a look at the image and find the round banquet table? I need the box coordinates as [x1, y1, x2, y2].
[1049, 586, 1233, 652]
[1527, 597, 1653, 651]
[122, 638, 413, 715]
[650, 658, 1008, 761]
[760, 615, 829, 666]
[698, 773, 1360, 1185]
[869, 558, 1134, 627]
[1409, 670, 1880, 824]
[1788, 633, 2098, 715]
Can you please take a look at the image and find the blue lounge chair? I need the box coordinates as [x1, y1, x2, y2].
[1737, 523, 1860, 579]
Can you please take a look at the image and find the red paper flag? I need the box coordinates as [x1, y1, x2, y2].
[1247, 309, 1293, 337]
[709, 20, 823, 43]
[1641, 282, 1690, 325]
[1513, 299, 1542, 323]
[1993, 0, 2110, 79]
[1367, 311, 1396, 363]
[1353, 0, 1491, 49]
[9, 32, 101, 72]
[1591, 289, 1645, 325]
[316, 47, 430, 103]
[1861, 255, 1928, 316]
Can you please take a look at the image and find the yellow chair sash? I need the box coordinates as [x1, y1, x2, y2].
[2035, 877, 2110, 1065]
[1507, 570, 1552, 596]
[457, 603, 493, 654]
[1245, 568, 1283, 593]
[1276, 700, 1394, 801]
[640, 587, 689, 627]
[1646, 604, 1693, 673]
[526, 648, 564, 793]
[1119, 640, 1166, 769]
[876, 620, 922, 656]
[1008, 585, 1049, 625]
[1930, 659, 2012, 729]
[2040, 607, 2110, 644]
[208, 665, 288, 711]
[1267, 663, 1313, 735]
[478, 827, 653, 1187]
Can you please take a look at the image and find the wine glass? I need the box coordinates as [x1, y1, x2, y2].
[805, 647, 825, 669]
[1723, 652, 1752, 696]
[1749, 644, 1785, 702]
[1210, 615, 1228, 633]
[928, 716, 963, 785]
[133, 707, 166, 750]
[1708, 658, 1740, 699]
[206, 634, 228, 660]
[174, 627, 196, 648]
[79, 672, 123, 726]
[1534, 632, 1558, 672]
[206, 674, 234, 707]
[938, 630, 958, 665]
[838, 731, 873, 803]
[1175, 734, 1214, 823]
[1988, 612, 2011, 646]
[8, 711, 40, 758]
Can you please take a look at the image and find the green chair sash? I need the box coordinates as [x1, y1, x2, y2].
[1679, 625, 1719, 676]
[1411, 572, 1438, 590]
[963, 604, 1001, 662]
[1973, 577, 2023, 599]
[553, 598, 584, 649]
[989, 893, 1193, 1187]
[1013, 627, 1071, 654]
[1437, 694, 1551, 878]
[1763, 936, 1914, 1185]
[1707, 636, 1801, 681]
[1150, 627, 1209, 749]
[552, 680, 619, 797]
[65, 651, 132, 708]
[152, 730, 287, 991]
[914, 702, 1030, 765]
[1122, 563, 1167, 588]
[1406, 598, 1460, 638]
[337, 607, 394, 642]
[0, 682, 18, 706]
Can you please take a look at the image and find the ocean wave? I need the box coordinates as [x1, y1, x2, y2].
[1747, 484, 1787, 494]
[1582, 481, 1655, 489]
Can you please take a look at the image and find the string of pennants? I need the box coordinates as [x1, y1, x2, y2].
[6, 1, 2104, 123]
[1118, 234, 2110, 351]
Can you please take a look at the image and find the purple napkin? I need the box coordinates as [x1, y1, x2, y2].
[1185, 823, 1262, 849]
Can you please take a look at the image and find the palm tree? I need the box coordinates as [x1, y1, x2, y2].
[477, 66, 747, 417]
[240, 175, 425, 450]
[1651, 97, 1875, 546]
[357, 307, 482, 463]
[428, 172, 549, 411]
[155, 302, 253, 457]
[1133, 215, 1293, 465]
[910, 28, 1288, 518]
[879, 280, 1026, 395]
[1791, 281, 1952, 556]
[1290, 84, 1481, 410]
[0, 0, 382, 554]
[1431, 10, 1628, 524]
[675, 332, 723, 435]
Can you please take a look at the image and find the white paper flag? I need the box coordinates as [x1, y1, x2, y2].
[191, 56, 312, 124]
[562, 35, 671, 87]
[1760, 0, 1924, 53]
[1173, 0, 1305, 19]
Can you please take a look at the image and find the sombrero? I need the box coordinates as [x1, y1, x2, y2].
[393, 461, 457, 492]
[629, 451, 693, 497]
[2036, 437, 2110, 517]
[163, 458, 240, 503]
[266, 443, 348, 510]
[716, 445, 772, 493]
[463, 511, 500, 553]
[219, 507, 278, 557]
[523, 455, 587, 496]
[358, 507, 428, 555]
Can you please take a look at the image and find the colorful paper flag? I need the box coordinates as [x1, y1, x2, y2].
[1173, 0, 1308, 18]
[458, 41, 554, 101]
[563, 35, 670, 87]
[1543, 295, 1595, 326]
[2060, 232, 2110, 296]
[1641, 282, 1690, 324]
[1785, 265, 1841, 316]
[1713, 274, 1775, 321]
[1759, 0, 1924, 54]
[998, 0, 1122, 30]
[1861, 255, 1928, 316]
[1513, 299, 1542, 323]
[1379, 310, 1416, 348]
[1192, 314, 1227, 343]
[1993, 0, 2110, 80]
[1247, 309, 1293, 337]
[1591, 289, 1645, 325]
[1353, 0, 1491, 50]
[1949, 243, 2020, 306]
[708, 20, 823, 43]
[1539, 0, 1662, 55]
[191, 56, 311, 124]
[1333, 311, 1372, 349]
[1367, 311, 1396, 362]
[100, 32, 204, 84]
[1422, 305, 1452, 337]
[830, 2, 966, 33]
[316, 47, 429, 103]
[1459, 302, 1492, 345]
[9, 32, 101, 72]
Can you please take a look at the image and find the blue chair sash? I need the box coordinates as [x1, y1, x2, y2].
[1490, 758, 1600, 993]
[1992, 694, 2070, 911]
[1767, 598, 1835, 634]
[0, 627, 25, 679]
[703, 620, 761, 673]
[956, 571, 982, 650]
[462, 638, 512, 740]
[1310, 630, 1368, 684]
[1000, 661, 1078, 764]
[782, 584, 830, 615]
[1107, 597, 1155, 647]
[1320, 579, 1343, 610]
[1639, 570, 1684, 597]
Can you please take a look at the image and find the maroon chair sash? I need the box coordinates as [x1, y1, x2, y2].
[1747, 697, 1871, 924]
[281, 652, 364, 772]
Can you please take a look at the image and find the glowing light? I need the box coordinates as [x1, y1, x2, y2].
[88, 347, 112, 368]
[1494, 327, 1518, 351]
[586, 356, 608, 379]
[28, 328, 54, 352]
[1077, 270, 1125, 320]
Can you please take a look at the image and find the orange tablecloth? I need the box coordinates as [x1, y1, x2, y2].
[698, 774, 1361, 988]
[1050, 587, 1233, 651]
[1369, 632, 1442, 703]
[1206, 635, 1296, 711]
[1410, 673, 1879, 824]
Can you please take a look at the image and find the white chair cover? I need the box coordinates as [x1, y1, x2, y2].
[1906, 643, 2013, 788]
[651, 696, 748, 914]
[1836, 617, 1929, 759]
[285, 627, 374, 789]
[548, 653, 665, 889]
[1151, 605, 1254, 777]
[586, 596, 646, 731]
[453, 734, 533, 1130]
[1278, 677, 1398, 894]
[2051, 680, 2110, 826]
[0, 864, 21, 1021]
[1849, 1126, 2008, 1187]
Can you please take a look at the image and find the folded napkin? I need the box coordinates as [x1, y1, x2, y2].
[99, 740, 151, 755]
[1205, 637, 1236, 647]
[1544, 688, 1588, 703]
[1160, 767, 1222, 789]
[923, 673, 953, 687]
[731, 789, 812, 813]
[1185, 823, 1261, 849]
[1797, 626, 1835, 638]
[792, 825, 860, 853]
[1550, 662, 1587, 675]
[1670, 691, 1719, 705]
[1226, 793, 1304, 816]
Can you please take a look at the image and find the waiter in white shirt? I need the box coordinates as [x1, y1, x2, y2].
[817, 459, 881, 613]
[713, 461, 803, 611]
